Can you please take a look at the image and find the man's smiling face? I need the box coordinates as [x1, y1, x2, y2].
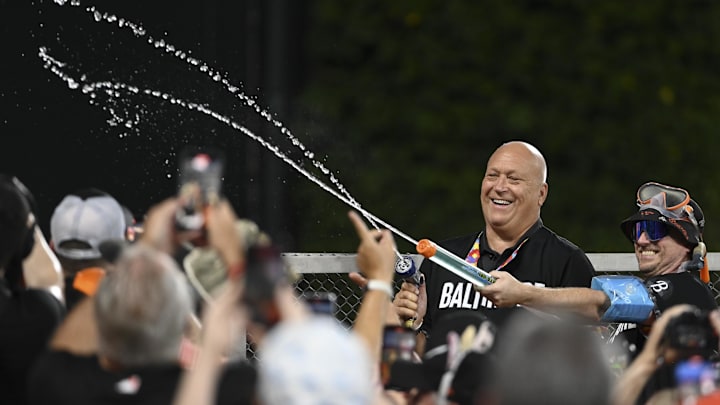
[634, 227, 691, 277]
[480, 143, 547, 238]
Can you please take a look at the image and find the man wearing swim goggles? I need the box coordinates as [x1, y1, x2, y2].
[620, 182, 707, 279]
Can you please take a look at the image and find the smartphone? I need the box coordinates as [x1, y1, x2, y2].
[380, 325, 417, 385]
[302, 291, 338, 316]
[243, 245, 288, 329]
[175, 147, 225, 232]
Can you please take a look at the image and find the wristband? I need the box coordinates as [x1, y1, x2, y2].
[366, 279, 394, 300]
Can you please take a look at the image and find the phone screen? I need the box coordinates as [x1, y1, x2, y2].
[381, 325, 416, 385]
[176, 147, 224, 231]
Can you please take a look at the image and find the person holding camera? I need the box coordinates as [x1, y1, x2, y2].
[612, 304, 720, 405]
[174, 210, 400, 405]
[28, 197, 256, 405]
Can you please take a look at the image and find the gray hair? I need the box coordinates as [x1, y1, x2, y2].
[494, 312, 612, 405]
[94, 244, 193, 367]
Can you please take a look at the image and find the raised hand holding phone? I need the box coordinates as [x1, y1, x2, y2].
[175, 147, 225, 246]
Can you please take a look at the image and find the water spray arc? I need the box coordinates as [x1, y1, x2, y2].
[40, 0, 496, 287]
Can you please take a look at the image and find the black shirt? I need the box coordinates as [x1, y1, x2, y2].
[610, 271, 719, 361]
[0, 282, 65, 405]
[64, 274, 88, 312]
[420, 220, 595, 343]
[28, 350, 257, 405]
[608, 271, 719, 405]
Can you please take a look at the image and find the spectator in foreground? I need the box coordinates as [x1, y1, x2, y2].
[28, 198, 255, 405]
[0, 175, 65, 405]
[50, 189, 128, 311]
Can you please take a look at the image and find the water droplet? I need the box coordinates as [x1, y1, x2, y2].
[37, 8, 371, 242]
[53, 0, 67, 5]
[166, 173, 172, 178]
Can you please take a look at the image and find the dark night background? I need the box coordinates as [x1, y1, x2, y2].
[2, 0, 720, 255]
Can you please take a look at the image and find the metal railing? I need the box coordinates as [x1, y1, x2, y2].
[243, 253, 720, 359]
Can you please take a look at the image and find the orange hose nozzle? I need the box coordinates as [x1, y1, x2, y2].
[416, 239, 437, 258]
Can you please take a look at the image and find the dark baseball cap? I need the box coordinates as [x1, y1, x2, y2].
[621, 182, 704, 247]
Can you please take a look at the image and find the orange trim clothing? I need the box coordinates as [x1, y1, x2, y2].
[72, 267, 107, 297]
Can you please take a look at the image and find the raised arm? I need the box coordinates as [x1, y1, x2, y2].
[174, 199, 248, 405]
[480, 270, 609, 321]
[347, 210, 397, 364]
[612, 305, 694, 405]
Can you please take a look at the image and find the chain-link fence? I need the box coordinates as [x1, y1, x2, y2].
[244, 253, 720, 360]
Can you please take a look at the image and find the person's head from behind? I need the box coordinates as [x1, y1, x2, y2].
[386, 311, 496, 405]
[620, 182, 704, 277]
[481, 141, 548, 237]
[0, 175, 34, 280]
[494, 312, 612, 405]
[257, 316, 373, 405]
[50, 188, 127, 273]
[94, 244, 193, 368]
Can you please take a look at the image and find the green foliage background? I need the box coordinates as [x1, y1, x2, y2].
[288, 1, 720, 255]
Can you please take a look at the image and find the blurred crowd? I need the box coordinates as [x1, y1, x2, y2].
[2, 141, 720, 405]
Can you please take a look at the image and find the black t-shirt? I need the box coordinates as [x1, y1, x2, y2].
[420, 220, 595, 343]
[608, 271, 719, 404]
[0, 283, 65, 405]
[64, 274, 88, 312]
[610, 271, 719, 359]
[27, 350, 257, 405]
